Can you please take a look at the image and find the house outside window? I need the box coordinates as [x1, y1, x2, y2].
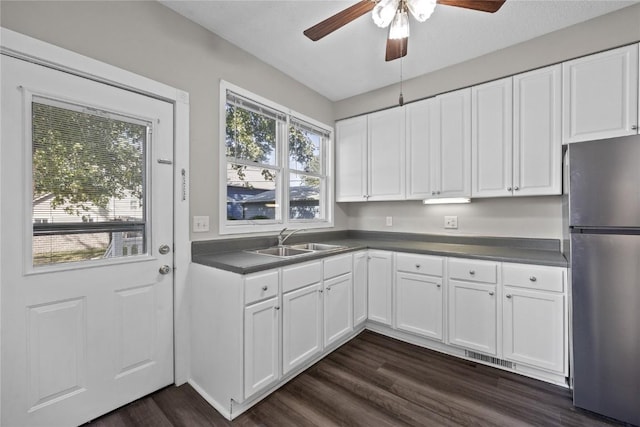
[220, 81, 333, 234]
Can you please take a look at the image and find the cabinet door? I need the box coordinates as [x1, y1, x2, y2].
[431, 88, 471, 198]
[472, 77, 513, 198]
[448, 279, 497, 355]
[563, 44, 639, 143]
[514, 64, 562, 196]
[324, 274, 354, 347]
[395, 272, 443, 340]
[367, 107, 406, 200]
[336, 116, 367, 202]
[503, 287, 565, 373]
[352, 251, 368, 326]
[244, 297, 279, 399]
[282, 283, 323, 375]
[367, 251, 393, 325]
[406, 99, 432, 199]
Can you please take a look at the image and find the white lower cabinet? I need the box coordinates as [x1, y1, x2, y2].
[244, 297, 280, 399]
[394, 253, 444, 341]
[282, 283, 323, 375]
[395, 272, 443, 340]
[353, 251, 368, 325]
[324, 273, 354, 346]
[502, 262, 567, 374]
[447, 279, 498, 355]
[367, 250, 393, 325]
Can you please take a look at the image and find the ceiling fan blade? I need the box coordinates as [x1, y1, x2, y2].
[436, 0, 505, 13]
[304, 0, 376, 41]
[385, 37, 408, 62]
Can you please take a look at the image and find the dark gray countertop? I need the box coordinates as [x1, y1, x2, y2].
[192, 231, 567, 274]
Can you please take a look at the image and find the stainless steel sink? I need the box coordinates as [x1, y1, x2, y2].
[249, 242, 347, 258]
[252, 247, 313, 257]
[288, 243, 346, 251]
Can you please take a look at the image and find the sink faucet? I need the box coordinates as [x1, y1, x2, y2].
[278, 228, 305, 246]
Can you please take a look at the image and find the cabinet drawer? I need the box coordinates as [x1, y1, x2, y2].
[245, 270, 279, 305]
[324, 254, 352, 279]
[448, 258, 497, 284]
[502, 263, 564, 292]
[282, 260, 322, 293]
[396, 253, 443, 277]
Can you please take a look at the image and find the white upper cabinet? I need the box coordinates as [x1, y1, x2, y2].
[430, 88, 472, 198]
[335, 115, 367, 202]
[562, 44, 639, 143]
[472, 77, 513, 198]
[335, 108, 405, 202]
[513, 65, 562, 196]
[473, 66, 562, 198]
[368, 107, 406, 201]
[405, 99, 433, 200]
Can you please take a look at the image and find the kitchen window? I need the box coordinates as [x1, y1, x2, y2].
[220, 81, 333, 234]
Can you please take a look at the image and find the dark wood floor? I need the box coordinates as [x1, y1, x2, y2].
[90, 331, 624, 427]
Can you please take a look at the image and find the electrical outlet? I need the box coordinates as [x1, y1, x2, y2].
[444, 216, 458, 229]
[193, 215, 210, 232]
[386, 216, 393, 227]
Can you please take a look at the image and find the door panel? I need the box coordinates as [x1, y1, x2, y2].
[1, 55, 174, 426]
[282, 283, 323, 375]
[324, 274, 353, 346]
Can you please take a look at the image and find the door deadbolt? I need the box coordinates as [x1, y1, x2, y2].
[159, 244, 171, 255]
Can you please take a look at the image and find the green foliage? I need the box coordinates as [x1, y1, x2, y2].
[32, 103, 145, 216]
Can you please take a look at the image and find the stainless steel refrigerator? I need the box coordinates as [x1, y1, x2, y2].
[568, 135, 640, 426]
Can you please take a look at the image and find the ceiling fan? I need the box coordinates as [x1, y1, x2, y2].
[304, 0, 506, 62]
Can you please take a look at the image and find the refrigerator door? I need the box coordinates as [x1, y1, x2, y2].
[571, 233, 640, 425]
[569, 135, 640, 227]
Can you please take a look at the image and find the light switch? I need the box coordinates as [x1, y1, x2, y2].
[193, 215, 210, 232]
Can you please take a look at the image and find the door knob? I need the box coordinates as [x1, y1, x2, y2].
[159, 265, 171, 275]
[158, 244, 170, 255]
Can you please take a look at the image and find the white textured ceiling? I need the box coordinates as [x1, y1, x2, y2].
[160, 0, 638, 101]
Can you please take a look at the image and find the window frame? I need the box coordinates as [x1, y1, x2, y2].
[219, 80, 334, 235]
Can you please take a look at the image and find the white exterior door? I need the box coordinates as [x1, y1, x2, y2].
[1, 55, 174, 426]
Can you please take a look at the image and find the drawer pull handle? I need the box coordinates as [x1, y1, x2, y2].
[469, 270, 476, 275]
[262, 285, 268, 291]
[529, 276, 537, 282]
[415, 264, 421, 269]
[489, 291, 494, 296]
[506, 294, 512, 299]
[437, 284, 441, 288]
[274, 306, 280, 311]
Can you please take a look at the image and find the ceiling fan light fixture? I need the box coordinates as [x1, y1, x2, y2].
[406, 0, 437, 22]
[372, 0, 400, 28]
[389, 8, 410, 39]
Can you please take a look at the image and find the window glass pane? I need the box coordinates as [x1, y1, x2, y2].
[289, 123, 322, 174]
[31, 98, 147, 266]
[227, 163, 278, 221]
[226, 104, 277, 166]
[289, 173, 322, 220]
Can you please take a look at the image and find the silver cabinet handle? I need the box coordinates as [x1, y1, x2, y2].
[437, 191, 441, 195]
[436, 284, 441, 288]
[514, 186, 520, 191]
[431, 191, 436, 195]
[506, 294, 512, 299]
[326, 287, 331, 291]
[274, 306, 280, 311]
[529, 276, 537, 282]
[489, 291, 494, 296]
[262, 285, 268, 291]
[469, 270, 476, 275]
[159, 265, 171, 275]
[632, 125, 638, 130]
[415, 264, 421, 269]
[319, 289, 323, 293]
[507, 187, 512, 192]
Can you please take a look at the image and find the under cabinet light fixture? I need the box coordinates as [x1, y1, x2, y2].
[423, 197, 471, 205]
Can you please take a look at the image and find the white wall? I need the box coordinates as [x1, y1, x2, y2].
[0, 0, 349, 241]
[345, 197, 563, 239]
[336, 3, 640, 240]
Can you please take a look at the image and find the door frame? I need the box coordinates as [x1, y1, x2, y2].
[0, 26, 191, 419]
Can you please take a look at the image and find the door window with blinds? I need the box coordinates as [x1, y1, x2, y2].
[30, 95, 149, 267]
[222, 81, 333, 233]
